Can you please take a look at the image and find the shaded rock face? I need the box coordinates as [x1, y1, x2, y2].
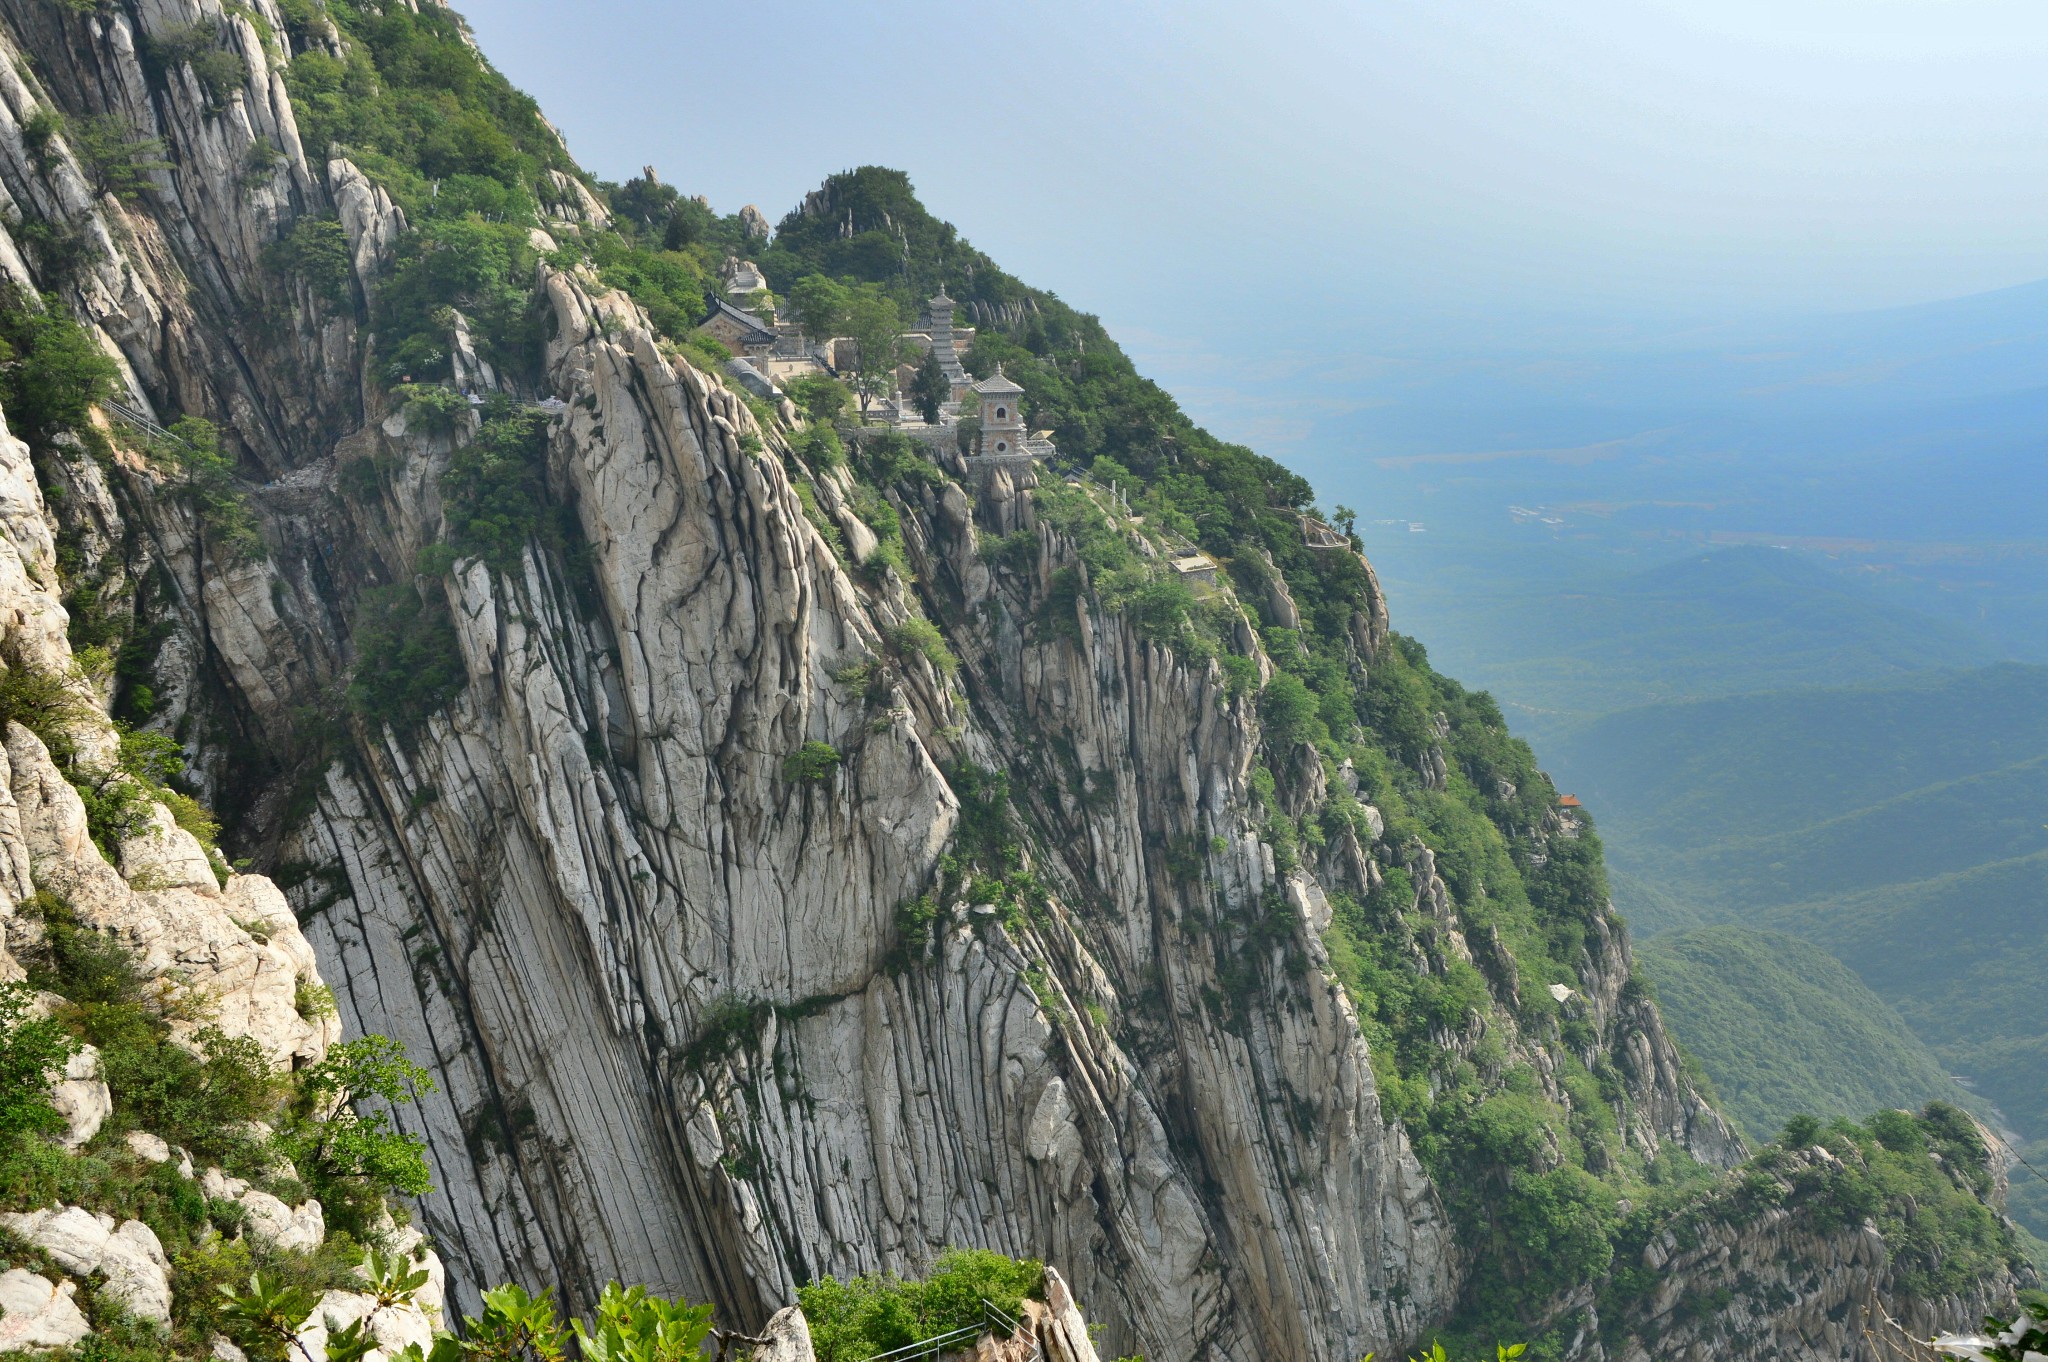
[0, 4, 2015, 1361]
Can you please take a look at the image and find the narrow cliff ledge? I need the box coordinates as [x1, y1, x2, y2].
[0, 2, 2028, 1360]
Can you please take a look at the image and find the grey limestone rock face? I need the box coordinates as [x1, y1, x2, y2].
[0, 3, 2018, 1361]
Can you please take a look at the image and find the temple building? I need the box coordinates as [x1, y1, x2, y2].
[973, 364, 1025, 456]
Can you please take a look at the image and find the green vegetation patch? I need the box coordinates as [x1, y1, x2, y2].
[439, 395, 563, 570]
[345, 582, 467, 741]
[798, 1247, 1045, 1362]
[281, 0, 571, 220]
[1635, 925, 1983, 1144]
[0, 288, 120, 450]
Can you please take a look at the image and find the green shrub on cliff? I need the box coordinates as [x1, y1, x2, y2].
[265, 216, 354, 306]
[282, 0, 570, 219]
[798, 1248, 1045, 1362]
[156, 415, 265, 564]
[441, 398, 560, 569]
[345, 582, 467, 740]
[782, 741, 842, 784]
[374, 218, 540, 386]
[0, 980, 78, 1142]
[0, 287, 120, 448]
[5, 909, 444, 1357]
[280, 1035, 435, 1236]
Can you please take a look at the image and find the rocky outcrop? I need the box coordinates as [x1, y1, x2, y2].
[199, 1166, 327, 1253]
[1587, 1147, 2026, 1362]
[0, 1269, 91, 1351]
[1, 1206, 173, 1325]
[4, 719, 338, 1069]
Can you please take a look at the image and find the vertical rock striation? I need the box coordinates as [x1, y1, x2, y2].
[0, 3, 2023, 1360]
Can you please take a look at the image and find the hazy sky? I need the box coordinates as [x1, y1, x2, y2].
[463, 0, 2048, 341]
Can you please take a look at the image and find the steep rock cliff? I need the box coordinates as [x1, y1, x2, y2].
[0, 2, 2026, 1360]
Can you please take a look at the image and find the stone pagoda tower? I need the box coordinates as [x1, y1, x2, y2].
[972, 364, 1026, 456]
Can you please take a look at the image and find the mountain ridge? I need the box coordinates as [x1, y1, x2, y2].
[0, 1, 2027, 1358]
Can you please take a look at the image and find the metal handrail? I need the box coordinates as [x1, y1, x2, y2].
[859, 1298, 1032, 1362]
[104, 397, 182, 447]
[862, 1323, 983, 1362]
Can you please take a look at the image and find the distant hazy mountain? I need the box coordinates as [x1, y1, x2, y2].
[1635, 925, 1983, 1145]
[1381, 546, 2002, 741]
[1544, 663, 2048, 858]
[1550, 664, 2048, 1242]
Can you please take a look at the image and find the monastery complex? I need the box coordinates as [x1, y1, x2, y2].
[696, 256, 1059, 467]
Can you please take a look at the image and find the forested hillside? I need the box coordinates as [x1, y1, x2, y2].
[1545, 665, 2048, 1251]
[1635, 926, 1986, 1141]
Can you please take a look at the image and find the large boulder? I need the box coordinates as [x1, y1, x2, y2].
[0, 1207, 172, 1324]
[750, 1305, 815, 1362]
[200, 1168, 326, 1253]
[116, 800, 219, 892]
[0, 1269, 90, 1351]
[46, 1042, 109, 1148]
[291, 1285, 436, 1362]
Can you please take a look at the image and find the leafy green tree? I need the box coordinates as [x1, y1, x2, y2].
[442, 402, 553, 568]
[573, 1283, 713, 1362]
[20, 107, 60, 169]
[143, 21, 249, 110]
[790, 275, 912, 409]
[400, 383, 471, 436]
[799, 1249, 1044, 1362]
[376, 218, 539, 385]
[157, 415, 265, 562]
[782, 741, 842, 783]
[0, 289, 120, 446]
[267, 217, 355, 306]
[216, 1270, 320, 1362]
[792, 423, 845, 470]
[1259, 672, 1324, 749]
[663, 196, 719, 250]
[283, 1033, 436, 1229]
[840, 286, 910, 414]
[431, 1282, 574, 1360]
[68, 112, 168, 200]
[586, 231, 709, 339]
[908, 348, 949, 423]
[786, 374, 852, 425]
[418, 110, 524, 183]
[787, 274, 849, 345]
[610, 172, 679, 233]
[0, 980, 78, 1141]
[345, 581, 467, 739]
